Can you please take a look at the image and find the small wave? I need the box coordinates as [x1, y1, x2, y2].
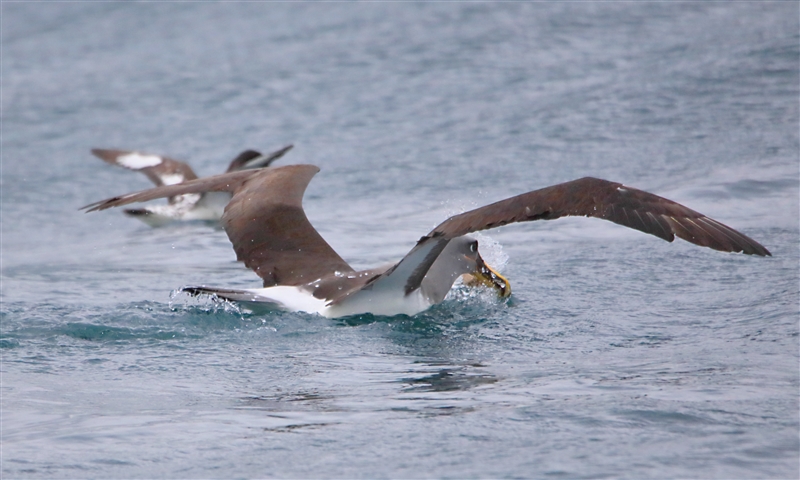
[722, 177, 799, 199]
[0, 338, 21, 349]
[55, 322, 186, 343]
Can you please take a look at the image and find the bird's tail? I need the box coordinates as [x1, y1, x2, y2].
[181, 285, 274, 304]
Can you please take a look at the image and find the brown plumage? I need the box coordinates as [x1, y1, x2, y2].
[91, 145, 293, 185]
[89, 145, 293, 226]
[83, 166, 355, 286]
[83, 164, 770, 313]
[426, 177, 770, 256]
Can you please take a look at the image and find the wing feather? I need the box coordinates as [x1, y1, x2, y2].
[354, 176, 769, 303]
[91, 148, 199, 187]
[221, 165, 353, 287]
[91, 148, 201, 206]
[83, 165, 353, 287]
[427, 177, 770, 256]
[81, 169, 257, 212]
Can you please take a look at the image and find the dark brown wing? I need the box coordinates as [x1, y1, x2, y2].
[82, 165, 353, 287]
[427, 177, 770, 256]
[221, 165, 354, 287]
[81, 169, 257, 212]
[368, 176, 770, 300]
[91, 148, 199, 187]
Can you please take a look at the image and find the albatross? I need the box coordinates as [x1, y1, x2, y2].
[91, 144, 293, 226]
[82, 165, 770, 318]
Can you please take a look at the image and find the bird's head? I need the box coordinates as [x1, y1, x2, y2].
[454, 237, 511, 298]
[226, 150, 266, 172]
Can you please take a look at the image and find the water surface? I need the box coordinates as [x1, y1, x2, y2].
[2, 3, 798, 478]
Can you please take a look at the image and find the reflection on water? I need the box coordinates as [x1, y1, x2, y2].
[237, 392, 339, 412]
[399, 367, 498, 393]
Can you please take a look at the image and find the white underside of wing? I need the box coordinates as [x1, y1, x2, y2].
[116, 153, 163, 169]
[160, 173, 186, 186]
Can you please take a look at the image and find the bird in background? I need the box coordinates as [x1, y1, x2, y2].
[91, 144, 293, 227]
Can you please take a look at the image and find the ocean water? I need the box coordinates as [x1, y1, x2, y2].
[2, 2, 798, 478]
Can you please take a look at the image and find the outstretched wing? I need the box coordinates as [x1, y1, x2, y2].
[221, 165, 354, 287]
[341, 176, 770, 305]
[81, 168, 257, 212]
[225, 144, 294, 172]
[83, 165, 353, 287]
[91, 148, 199, 187]
[427, 177, 770, 256]
[91, 148, 201, 206]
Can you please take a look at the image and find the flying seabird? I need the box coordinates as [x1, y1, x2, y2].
[82, 165, 770, 318]
[91, 144, 293, 227]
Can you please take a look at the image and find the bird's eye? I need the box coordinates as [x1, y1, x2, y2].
[470, 241, 478, 252]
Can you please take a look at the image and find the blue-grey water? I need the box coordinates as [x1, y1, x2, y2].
[2, 3, 799, 479]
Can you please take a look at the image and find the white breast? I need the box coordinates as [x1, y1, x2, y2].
[237, 285, 431, 318]
[182, 192, 233, 221]
[323, 286, 431, 318]
[240, 286, 329, 315]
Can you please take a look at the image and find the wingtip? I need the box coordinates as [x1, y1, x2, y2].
[80, 197, 123, 212]
[754, 245, 772, 257]
[79, 200, 101, 212]
[261, 144, 295, 166]
[90, 148, 118, 161]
